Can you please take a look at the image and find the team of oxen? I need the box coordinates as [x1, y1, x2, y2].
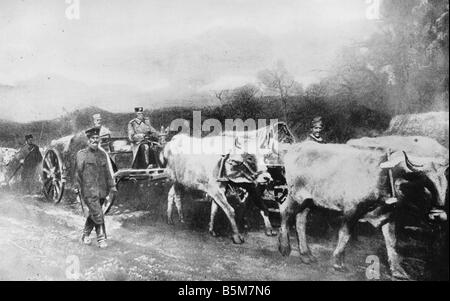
[160, 132, 448, 280]
[0, 127, 448, 280]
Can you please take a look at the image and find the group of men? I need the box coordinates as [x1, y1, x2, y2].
[12, 107, 158, 248]
[16, 109, 324, 249]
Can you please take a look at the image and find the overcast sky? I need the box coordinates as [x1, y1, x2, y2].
[0, 0, 377, 122]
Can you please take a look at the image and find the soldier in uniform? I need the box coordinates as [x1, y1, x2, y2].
[127, 107, 159, 169]
[75, 127, 117, 248]
[93, 113, 111, 138]
[93, 113, 111, 151]
[306, 116, 325, 143]
[19, 134, 43, 194]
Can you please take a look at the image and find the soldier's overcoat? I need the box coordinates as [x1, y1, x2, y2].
[127, 117, 158, 162]
[75, 147, 115, 224]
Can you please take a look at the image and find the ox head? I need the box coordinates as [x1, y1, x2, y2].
[0, 148, 18, 166]
[381, 151, 449, 220]
[0, 148, 19, 186]
[224, 152, 272, 185]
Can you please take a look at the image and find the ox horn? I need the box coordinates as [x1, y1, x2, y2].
[234, 137, 242, 149]
[403, 151, 424, 172]
[271, 140, 278, 155]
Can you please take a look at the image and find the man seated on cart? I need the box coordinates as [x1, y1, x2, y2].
[93, 113, 111, 137]
[127, 107, 160, 169]
[92, 113, 111, 151]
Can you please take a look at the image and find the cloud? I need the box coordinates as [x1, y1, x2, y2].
[0, 75, 146, 121]
[0, 0, 375, 121]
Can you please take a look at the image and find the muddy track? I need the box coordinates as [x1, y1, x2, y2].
[0, 186, 444, 281]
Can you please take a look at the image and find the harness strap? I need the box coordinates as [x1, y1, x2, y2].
[386, 149, 396, 198]
[216, 153, 230, 182]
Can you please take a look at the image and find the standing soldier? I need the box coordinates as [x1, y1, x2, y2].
[75, 127, 117, 248]
[306, 116, 325, 143]
[127, 107, 159, 168]
[19, 134, 43, 194]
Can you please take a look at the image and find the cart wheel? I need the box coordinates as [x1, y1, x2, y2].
[42, 149, 65, 203]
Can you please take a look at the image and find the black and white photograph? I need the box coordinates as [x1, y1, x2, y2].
[0, 0, 448, 284]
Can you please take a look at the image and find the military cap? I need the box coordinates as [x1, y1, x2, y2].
[134, 107, 144, 113]
[85, 127, 101, 138]
[92, 113, 102, 119]
[25, 134, 33, 140]
[311, 116, 323, 128]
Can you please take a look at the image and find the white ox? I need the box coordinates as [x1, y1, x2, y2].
[347, 135, 449, 219]
[278, 141, 448, 280]
[0, 147, 19, 186]
[347, 135, 449, 159]
[162, 134, 272, 244]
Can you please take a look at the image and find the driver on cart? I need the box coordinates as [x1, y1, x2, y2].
[127, 107, 160, 169]
[93, 113, 111, 150]
[93, 113, 111, 137]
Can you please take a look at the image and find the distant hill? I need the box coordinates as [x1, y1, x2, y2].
[0, 97, 394, 149]
[0, 105, 213, 148]
[0, 74, 221, 123]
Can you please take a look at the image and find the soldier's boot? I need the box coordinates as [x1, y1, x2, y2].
[81, 234, 92, 245]
[81, 218, 94, 245]
[22, 178, 32, 195]
[143, 144, 151, 167]
[147, 148, 158, 169]
[95, 224, 107, 249]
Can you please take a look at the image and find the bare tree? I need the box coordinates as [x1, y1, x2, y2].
[214, 89, 230, 104]
[257, 60, 300, 121]
[223, 84, 262, 119]
[305, 82, 328, 99]
[231, 84, 260, 101]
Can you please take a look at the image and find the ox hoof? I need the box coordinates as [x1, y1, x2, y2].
[278, 243, 291, 257]
[332, 252, 347, 271]
[209, 230, 219, 237]
[179, 218, 185, 224]
[391, 267, 410, 281]
[265, 229, 278, 237]
[299, 252, 317, 264]
[278, 234, 291, 257]
[332, 264, 347, 272]
[167, 217, 174, 225]
[232, 234, 245, 244]
[332, 256, 346, 272]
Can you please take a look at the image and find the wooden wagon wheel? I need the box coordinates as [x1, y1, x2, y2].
[41, 149, 65, 203]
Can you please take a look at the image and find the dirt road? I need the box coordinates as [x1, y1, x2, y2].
[0, 187, 441, 281]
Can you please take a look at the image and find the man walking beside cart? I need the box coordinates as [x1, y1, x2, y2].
[75, 127, 117, 248]
[18, 134, 43, 195]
